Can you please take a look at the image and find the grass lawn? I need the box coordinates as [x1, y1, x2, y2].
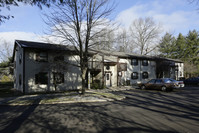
[0, 82, 18, 97]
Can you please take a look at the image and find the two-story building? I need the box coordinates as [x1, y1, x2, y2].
[12, 40, 184, 94]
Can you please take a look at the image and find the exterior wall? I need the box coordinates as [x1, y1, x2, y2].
[176, 62, 184, 80]
[119, 58, 156, 84]
[13, 45, 24, 92]
[14, 44, 184, 93]
[24, 48, 81, 93]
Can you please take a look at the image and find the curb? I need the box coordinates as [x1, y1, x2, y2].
[0, 98, 114, 106]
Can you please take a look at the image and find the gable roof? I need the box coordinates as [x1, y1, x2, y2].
[92, 49, 183, 63]
[15, 40, 76, 51]
[12, 40, 183, 63]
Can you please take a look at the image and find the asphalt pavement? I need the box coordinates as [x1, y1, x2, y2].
[0, 87, 199, 133]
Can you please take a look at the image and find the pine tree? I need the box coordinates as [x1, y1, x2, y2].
[175, 33, 186, 59]
[158, 32, 176, 58]
[185, 30, 199, 62]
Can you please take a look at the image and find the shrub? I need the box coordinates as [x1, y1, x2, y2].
[91, 80, 103, 89]
[1, 75, 12, 82]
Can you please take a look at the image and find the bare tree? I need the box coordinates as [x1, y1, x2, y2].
[129, 17, 161, 55]
[44, 0, 115, 94]
[116, 28, 132, 52]
[0, 40, 12, 62]
[92, 27, 115, 50]
[0, 0, 64, 24]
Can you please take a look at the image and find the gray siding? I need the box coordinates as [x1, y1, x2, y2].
[14, 45, 24, 92]
[24, 49, 81, 93]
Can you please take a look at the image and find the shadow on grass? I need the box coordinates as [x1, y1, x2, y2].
[0, 82, 23, 98]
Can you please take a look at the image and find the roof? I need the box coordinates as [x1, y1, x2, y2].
[92, 49, 183, 63]
[15, 40, 76, 51]
[12, 40, 183, 63]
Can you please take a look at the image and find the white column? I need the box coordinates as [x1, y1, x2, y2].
[88, 70, 90, 89]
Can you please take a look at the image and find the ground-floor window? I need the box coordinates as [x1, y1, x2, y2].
[131, 72, 138, 79]
[19, 74, 21, 85]
[35, 72, 48, 84]
[53, 73, 64, 84]
[142, 72, 148, 79]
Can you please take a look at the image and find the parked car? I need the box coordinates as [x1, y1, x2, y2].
[184, 77, 199, 86]
[166, 78, 185, 88]
[138, 78, 181, 91]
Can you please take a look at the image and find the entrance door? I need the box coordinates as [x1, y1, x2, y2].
[106, 73, 111, 87]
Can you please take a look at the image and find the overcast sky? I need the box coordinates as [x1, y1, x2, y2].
[0, 0, 199, 49]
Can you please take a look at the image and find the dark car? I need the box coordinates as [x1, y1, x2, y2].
[184, 77, 199, 86]
[139, 78, 179, 91]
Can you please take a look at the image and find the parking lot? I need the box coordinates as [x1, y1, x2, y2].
[0, 87, 199, 133]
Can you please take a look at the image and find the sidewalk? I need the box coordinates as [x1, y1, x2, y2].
[0, 87, 131, 106]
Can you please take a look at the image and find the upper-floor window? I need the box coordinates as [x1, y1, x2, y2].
[142, 72, 148, 79]
[142, 60, 148, 66]
[53, 73, 64, 84]
[131, 72, 138, 79]
[119, 63, 127, 71]
[131, 59, 138, 66]
[36, 52, 48, 62]
[35, 72, 48, 84]
[54, 55, 64, 62]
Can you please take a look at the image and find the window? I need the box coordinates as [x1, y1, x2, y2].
[106, 65, 110, 70]
[148, 79, 155, 84]
[131, 59, 138, 66]
[19, 74, 22, 85]
[35, 72, 48, 84]
[163, 79, 172, 83]
[19, 54, 22, 64]
[142, 60, 148, 66]
[53, 73, 64, 84]
[155, 79, 162, 84]
[180, 71, 182, 76]
[107, 73, 109, 80]
[119, 63, 127, 71]
[131, 72, 138, 79]
[54, 56, 64, 62]
[36, 52, 48, 62]
[142, 72, 148, 79]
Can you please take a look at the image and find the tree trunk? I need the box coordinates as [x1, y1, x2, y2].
[81, 67, 87, 94]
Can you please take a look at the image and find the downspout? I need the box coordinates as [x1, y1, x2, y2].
[102, 55, 104, 88]
[23, 48, 25, 94]
[117, 57, 119, 86]
[140, 59, 142, 82]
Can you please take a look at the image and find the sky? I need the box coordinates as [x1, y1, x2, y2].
[0, 0, 199, 57]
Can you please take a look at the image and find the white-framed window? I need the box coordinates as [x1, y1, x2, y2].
[142, 60, 148, 66]
[142, 72, 148, 79]
[35, 52, 48, 62]
[53, 73, 64, 84]
[131, 72, 138, 79]
[35, 72, 48, 84]
[131, 59, 138, 66]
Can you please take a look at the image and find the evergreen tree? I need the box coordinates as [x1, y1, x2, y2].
[185, 30, 199, 62]
[158, 32, 176, 58]
[175, 33, 186, 59]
